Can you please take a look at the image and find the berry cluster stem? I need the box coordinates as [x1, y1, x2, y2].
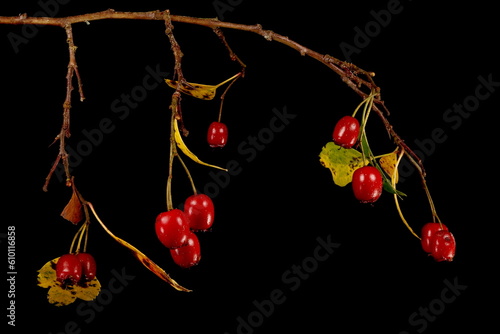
[69, 220, 90, 254]
[166, 111, 176, 211]
[392, 148, 420, 240]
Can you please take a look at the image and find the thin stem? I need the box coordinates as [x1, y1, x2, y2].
[69, 222, 87, 253]
[217, 72, 242, 122]
[176, 153, 197, 195]
[75, 222, 88, 253]
[212, 27, 247, 74]
[392, 148, 420, 240]
[358, 90, 377, 164]
[422, 179, 442, 226]
[166, 110, 176, 211]
[83, 222, 89, 252]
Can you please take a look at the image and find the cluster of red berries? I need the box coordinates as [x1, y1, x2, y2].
[55, 253, 97, 285]
[421, 222, 456, 261]
[207, 121, 228, 148]
[155, 194, 214, 268]
[332, 115, 383, 203]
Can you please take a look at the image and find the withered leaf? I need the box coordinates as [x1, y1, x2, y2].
[60, 186, 83, 224]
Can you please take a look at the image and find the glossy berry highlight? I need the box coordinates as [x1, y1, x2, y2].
[421, 222, 448, 253]
[170, 232, 201, 268]
[76, 253, 97, 281]
[155, 209, 190, 249]
[184, 194, 215, 232]
[332, 115, 360, 148]
[421, 222, 455, 262]
[56, 254, 82, 285]
[352, 166, 383, 203]
[430, 230, 456, 262]
[207, 121, 228, 148]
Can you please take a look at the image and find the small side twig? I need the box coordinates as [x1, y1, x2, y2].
[212, 27, 246, 76]
[43, 24, 84, 191]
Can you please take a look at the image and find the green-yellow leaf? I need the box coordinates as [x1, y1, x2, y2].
[319, 142, 368, 187]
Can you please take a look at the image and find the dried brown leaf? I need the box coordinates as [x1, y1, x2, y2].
[60, 187, 83, 224]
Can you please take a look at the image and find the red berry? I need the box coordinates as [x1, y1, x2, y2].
[155, 209, 190, 249]
[184, 194, 215, 232]
[333, 116, 360, 148]
[207, 121, 228, 148]
[352, 166, 383, 203]
[170, 232, 201, 268]
[76, 253, 97, 281]
[421, 222, 448, 253]
[56, 254, 82, 285]
[430, 230, 456, 262]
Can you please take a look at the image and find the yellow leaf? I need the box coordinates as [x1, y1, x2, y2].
[174, 119, 227, 171]
[165, 73, 240, 100]
[37, 257, 102, 306]
[37, 257, 58, 289]
[319, 142, 368, 187]
[379, 149, 399, 184]
[47, 285, 78, 306]
[73, 280, 101, 301]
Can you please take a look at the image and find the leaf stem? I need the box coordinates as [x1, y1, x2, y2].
[166, 110, 176, 211]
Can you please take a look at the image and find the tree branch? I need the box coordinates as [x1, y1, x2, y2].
[2, 9, 426, 185]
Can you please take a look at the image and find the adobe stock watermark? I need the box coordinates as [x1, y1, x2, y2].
[7, 0, 72, 54]
[398, 73, 499, 182]
[339, 0, 411, 62]
[212, 0, 244, 20]
[400, 276, 467, 334]
[54, 63, 170, 183]
[224, 234, 340, 334]
[200, 105, 296, 200]
[48, 267, 136, 334]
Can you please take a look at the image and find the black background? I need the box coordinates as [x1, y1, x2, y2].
[2, 1, 498, 333]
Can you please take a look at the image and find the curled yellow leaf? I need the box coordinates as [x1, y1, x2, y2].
[86, 203, 191, 292]
[174, 119, 227, 171]
[379, 149, 399, 184]
[165, 73, 241, 100]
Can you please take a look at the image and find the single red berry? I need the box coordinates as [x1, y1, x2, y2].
[421, 222, 448, 253]
[430, 230, 456, 262]
[207, 121, 228, 148]
[184, 194, 215, 231]
[56, 254, 82, 285]
[170, 232, 201, 268]
[76, 253, 97, 281]
[352, 166, 383, 203]
[332, 116, 360, 148]
[155, 209, 190, 249]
